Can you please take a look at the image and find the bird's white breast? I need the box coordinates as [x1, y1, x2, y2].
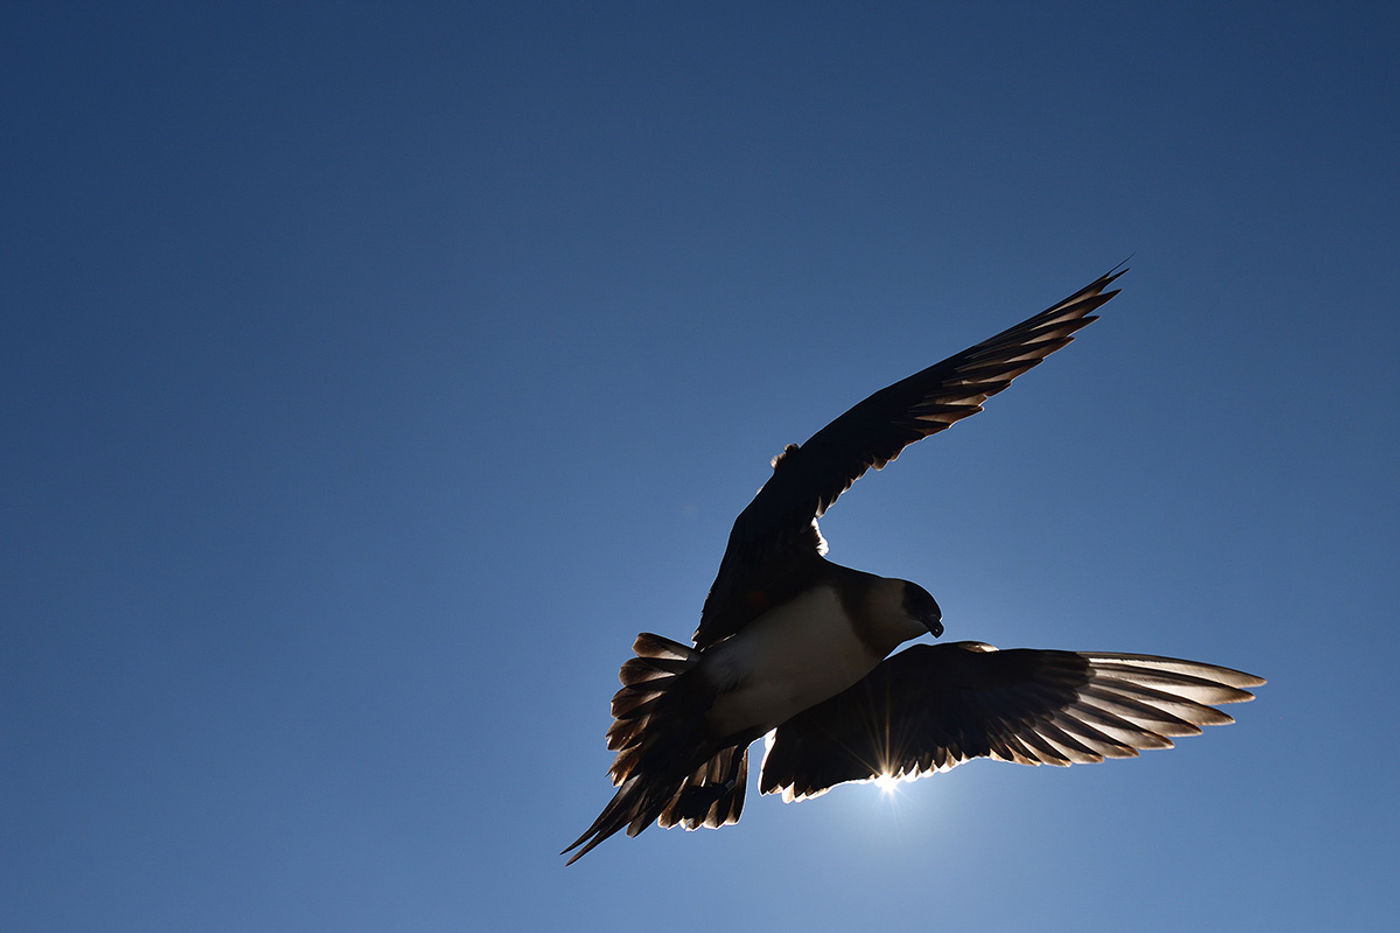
[703, 584, 884, 737]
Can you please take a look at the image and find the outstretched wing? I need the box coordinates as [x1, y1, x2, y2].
[695, 268, 1125, 648]
[759, 641, 1264, 801]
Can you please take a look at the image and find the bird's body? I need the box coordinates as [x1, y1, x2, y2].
[564, 268, 1264, 864]
[704, 576, 921, 737]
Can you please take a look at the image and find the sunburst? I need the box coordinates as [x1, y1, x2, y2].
[872, 771, 901, 795]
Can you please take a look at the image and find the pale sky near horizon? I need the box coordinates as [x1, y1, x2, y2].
[4, 3, 1397, 931]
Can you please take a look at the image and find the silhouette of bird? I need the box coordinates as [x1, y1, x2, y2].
[564, 268, 1263, 864]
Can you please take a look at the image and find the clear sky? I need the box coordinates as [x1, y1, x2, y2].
[3, 2, 1397, 930]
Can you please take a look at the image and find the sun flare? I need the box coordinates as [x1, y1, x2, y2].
[873, 771, 900, 795]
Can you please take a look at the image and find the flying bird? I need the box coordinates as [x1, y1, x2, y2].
[564, 268, 1263, 863]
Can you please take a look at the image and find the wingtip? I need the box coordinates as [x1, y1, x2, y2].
[1096, 266, 1129, 293]
[1085, 260, 1130, 296]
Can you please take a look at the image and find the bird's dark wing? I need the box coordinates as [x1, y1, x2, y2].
[695, 269, 1125, 648]
[759, 642, 1264, 801]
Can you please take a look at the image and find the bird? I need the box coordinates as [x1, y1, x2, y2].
[563, 268, 1264, 864]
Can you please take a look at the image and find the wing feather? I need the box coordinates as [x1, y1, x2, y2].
[759, 642, 1263, 801]
[696, 269, 1125, 648]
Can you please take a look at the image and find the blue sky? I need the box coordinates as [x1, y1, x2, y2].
[3, 2, 1397, 930]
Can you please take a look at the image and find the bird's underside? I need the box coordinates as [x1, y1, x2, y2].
[564, 268, 1265, 864]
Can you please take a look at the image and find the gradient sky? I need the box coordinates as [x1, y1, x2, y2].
[4, 2, 1397, 930]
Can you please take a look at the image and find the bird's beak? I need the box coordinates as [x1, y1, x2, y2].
[925, 600, 944, 638]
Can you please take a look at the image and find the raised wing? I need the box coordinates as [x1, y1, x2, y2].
[695, 268, 1125, 648]
[759, 641, 1264, 801]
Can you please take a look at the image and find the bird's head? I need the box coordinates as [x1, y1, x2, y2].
[902, 582, 943, 638]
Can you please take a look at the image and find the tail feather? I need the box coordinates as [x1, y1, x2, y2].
[660, 745, 749, 830]
[604, 633, 703, 784]
[563, 747, 752, 864]
[564, 632, 753, 863]
[562, 775, 671, 865]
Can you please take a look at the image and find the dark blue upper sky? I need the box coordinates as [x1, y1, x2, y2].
[4, 2, 1397, 930]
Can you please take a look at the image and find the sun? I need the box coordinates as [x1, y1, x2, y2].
[872, 771, 900, 795]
